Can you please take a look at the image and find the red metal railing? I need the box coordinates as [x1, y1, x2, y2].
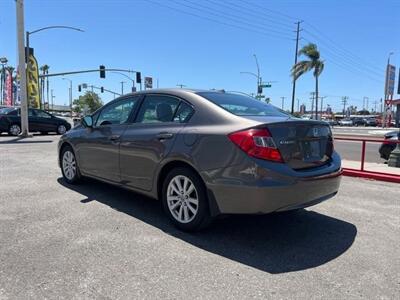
[335, 136, 400, 183]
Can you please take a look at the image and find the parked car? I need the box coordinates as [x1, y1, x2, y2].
[379, 130, 399, 160]
[338, 118, 353, 126]
[58, 89, 341, 231]
[0, 107, 71, 135]
[353, 117, 377, 127]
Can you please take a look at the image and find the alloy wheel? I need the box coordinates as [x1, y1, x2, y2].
[9, 124, 21, 136]
[166, 175, 199, 224]
[62, 150, 76, 180]
[58, 125, 67, 135]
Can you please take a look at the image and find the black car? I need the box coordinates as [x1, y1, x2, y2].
[353, 117, 377, 127]
[379, 131, 399, 160]
[0, 107, 71, 136]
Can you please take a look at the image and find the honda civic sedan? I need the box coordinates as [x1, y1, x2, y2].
[58, 89, 342, 231]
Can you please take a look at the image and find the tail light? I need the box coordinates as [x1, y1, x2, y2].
[228, 128, 283, 162]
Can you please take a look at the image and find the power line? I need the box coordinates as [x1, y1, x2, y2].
[146, 0, 293, 41]
[304, 21, 383, 70]
[172, 0, 294, 38]
[303, 30, 384, 76]
[239, 0, 298, 22]
[205, 0, 295, 30]
[301, 37, 383, 83]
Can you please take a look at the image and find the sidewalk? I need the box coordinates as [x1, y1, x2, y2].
[342, 159, 400, 175]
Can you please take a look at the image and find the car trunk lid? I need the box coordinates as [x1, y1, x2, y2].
[263, 120, 334, 170]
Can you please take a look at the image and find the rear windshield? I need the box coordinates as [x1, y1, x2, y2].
[197, 92, 289, 117]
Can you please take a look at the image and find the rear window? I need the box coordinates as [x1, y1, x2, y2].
[197, 92, 289, 117]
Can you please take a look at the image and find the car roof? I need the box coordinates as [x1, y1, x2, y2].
[120, 88, 227, 98]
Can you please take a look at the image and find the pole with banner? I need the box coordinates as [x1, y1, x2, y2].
[4, 68, 13, 106]
[384, 64, 396, 127]
[144, 77, 153, 90]
[27, 53, 40, 108]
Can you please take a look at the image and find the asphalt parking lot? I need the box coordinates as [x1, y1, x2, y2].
[0, 135, 399, 299]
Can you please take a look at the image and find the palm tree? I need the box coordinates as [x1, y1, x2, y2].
[291, 43, 324, 119]
[39, 64, 50, 108]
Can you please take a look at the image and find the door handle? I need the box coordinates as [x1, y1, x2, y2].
[109, 135, 120, 141]
[156, 132, 174, 140]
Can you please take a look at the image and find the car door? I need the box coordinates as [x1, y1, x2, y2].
[31, 109, 55, 132]
[76, 96, 140, 183]
[119, 94, 194, 191]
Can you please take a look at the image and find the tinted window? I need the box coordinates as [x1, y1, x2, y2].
[0, 107, 15, 114]
[197, 92, 289, 117]
[173, 102, 194, 123]
[96, 97, 138, 126]
[137, 95, 179, 123]
[11, 109, 34, 116]
[35, 110, 51, 118]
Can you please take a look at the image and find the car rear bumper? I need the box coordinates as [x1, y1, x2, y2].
[201, 153, 342, 214]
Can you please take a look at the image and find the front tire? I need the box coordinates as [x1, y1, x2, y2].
[61, 145, 81, 184]
[162, 167, 212, 232]
[9, 124, 21, 136]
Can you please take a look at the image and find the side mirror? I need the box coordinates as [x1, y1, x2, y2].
[82, 116, 93, 128]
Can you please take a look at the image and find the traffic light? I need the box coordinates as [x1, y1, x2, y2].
[78, 85, 81, 92]
[258, 86, 263, 94]
[136, 72, 141, 84]
[100, 87, 104, 93]
[99, 65, 106, 78]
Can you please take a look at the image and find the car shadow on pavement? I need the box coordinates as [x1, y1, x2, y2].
[58, 177, 357, 274]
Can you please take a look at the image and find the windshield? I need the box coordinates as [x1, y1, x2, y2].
[0, 107, 15, 114]
[197, 92, 290, 117]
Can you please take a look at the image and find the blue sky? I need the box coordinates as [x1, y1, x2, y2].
[0, 0, 399, 112]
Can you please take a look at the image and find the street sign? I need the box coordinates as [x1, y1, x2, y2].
[144, 77, 153, 89]
[261, 84, 271, 88]
[256, 95, 265, 98]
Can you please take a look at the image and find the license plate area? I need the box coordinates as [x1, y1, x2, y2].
[300, 139, 322, 162]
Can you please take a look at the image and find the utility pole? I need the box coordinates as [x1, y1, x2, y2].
[320, 96, 327, 114]
[16, 0, 29, 137]
[51, 89, 55, 110]
[291, 21, 303, 114]
[120, 81, 125, 95]
[310, 92, 315, 118]
[280, 97, 285, 110]
[341, 96, 348, 116]
[296, 98, 300, 113]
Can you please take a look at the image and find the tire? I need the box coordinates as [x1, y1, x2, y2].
[380, 145, 395, 160]
[61, 145, 81, 184]
[57, 124, 67, 135]
[8, 124, 21, 136]
[162, 167, 212, 232]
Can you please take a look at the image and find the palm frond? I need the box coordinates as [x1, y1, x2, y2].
[291, 61, 313, 80]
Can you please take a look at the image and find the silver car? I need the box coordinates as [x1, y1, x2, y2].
[58, 89, 341, 231]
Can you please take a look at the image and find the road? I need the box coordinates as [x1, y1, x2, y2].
[0, 135, 399, 299]
[335, 140, 383, 163]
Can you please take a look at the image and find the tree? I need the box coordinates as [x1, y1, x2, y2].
[39, 64, 50, 107]
[291, 43, 324, 119]
[73, 91, 103, 115]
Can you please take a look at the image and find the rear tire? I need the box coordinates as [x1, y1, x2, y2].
[162, 167, 212, 232]
[57, 124, 67, 135]
[61, 145, 81, 184]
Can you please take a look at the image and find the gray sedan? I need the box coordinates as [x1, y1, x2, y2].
[58, 89, 341, 231]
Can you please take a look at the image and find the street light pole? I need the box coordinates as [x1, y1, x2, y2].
[120, 81, 125, 95]
[62, 78, 72, 117]
[253, 54, 261, 97]
[16, 0, 29, 137]
[111, 71, 135, 92]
